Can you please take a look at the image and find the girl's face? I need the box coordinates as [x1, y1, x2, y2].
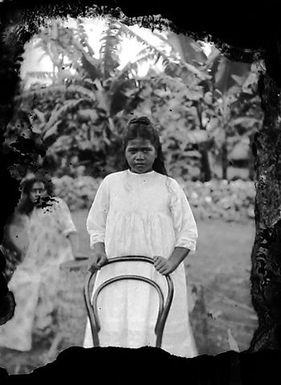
[29, 181, 48, 205]
[125, 137, 157, 174]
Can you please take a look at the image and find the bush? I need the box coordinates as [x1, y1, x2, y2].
[179, 178, 255, 222]
[53, 175, 255, 222]
[52, 175, 102, 211]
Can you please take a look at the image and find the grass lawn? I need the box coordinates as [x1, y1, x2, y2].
[71, 210, 256, 271]
[0, 211, 258, 374]
[186, 218, 257, 354]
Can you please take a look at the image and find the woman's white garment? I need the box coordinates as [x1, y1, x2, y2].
[83, 170, 198, 357]
[0, 198, 76, 351]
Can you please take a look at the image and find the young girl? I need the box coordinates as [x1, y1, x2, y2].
[0, 173, 79, 351]
[83, 116, 198, 357]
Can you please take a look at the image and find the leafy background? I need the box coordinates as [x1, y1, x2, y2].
[4, 16, 263, 183]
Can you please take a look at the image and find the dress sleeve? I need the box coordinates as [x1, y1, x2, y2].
[86, 176, 110, 248]
[167, 178, 198, 253]
[55, 198, 77, 236]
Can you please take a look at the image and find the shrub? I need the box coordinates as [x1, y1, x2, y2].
[53, 175, 255, 222]
[179, 178, 255, 222]
[52, 175, 102, 211]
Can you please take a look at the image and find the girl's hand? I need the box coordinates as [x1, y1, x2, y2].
[153, 256, 177, 275]
[88, 251, 108, 272]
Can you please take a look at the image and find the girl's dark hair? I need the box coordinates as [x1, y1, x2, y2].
[17, 174, 54, 216]
[122, 116, 168, 176]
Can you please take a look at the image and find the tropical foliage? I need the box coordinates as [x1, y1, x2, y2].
[4, 16, 263, 181]
[151, 32, 263, 180]
[6, 17, 180, 177]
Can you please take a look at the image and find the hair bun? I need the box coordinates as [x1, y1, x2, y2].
[129, 116, 152, 125]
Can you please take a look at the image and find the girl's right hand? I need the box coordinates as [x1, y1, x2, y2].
[88, 251, 108, 272]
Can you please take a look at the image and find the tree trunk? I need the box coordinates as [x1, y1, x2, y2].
[249, 72, 281, 351]
[221, 140, 228, 180]
[248, 132, 256, 181]
[199, 147, 212, 182]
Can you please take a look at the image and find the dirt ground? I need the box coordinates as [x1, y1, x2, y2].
[0, 212, 257, 374]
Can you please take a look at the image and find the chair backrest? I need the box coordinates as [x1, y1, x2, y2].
[84, 256, 174, 348]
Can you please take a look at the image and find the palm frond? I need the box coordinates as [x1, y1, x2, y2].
[115, 50, 163, 81]
[83, 78, 98, 87]
[17, 83, 97, 103]
[116, 21, 207, 78]
[76, 17, 96, 57]
[43, 120, 62, 141]
[180, 61, 211, 80]
[66, 84, 97, 101]
[136, 50, 163, 67]
[116, 23, 168, 62]
[150, 30, 169, 43]
[114, 61, 138, 80]
[80, 53, 102, 81]
[116, 21, 159, 50]
[71, 38, 98, 67]
[43, 98, 85, 140]
[35, 19, 88, 78]
[15, 85, 68, 102]
[25, 71, 55, 80]
[99, 18, 120, 79]
[33, 108, 46, 123]
[56, 72, 83, 84]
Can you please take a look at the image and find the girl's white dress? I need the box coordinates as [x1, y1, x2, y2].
[83, 170, 198, 357]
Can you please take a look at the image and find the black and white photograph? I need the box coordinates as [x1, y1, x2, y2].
[0, 1, 281, 383]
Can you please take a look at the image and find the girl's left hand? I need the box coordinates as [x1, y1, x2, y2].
[153, 256, 177, 275]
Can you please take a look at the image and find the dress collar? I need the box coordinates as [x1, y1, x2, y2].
[127, 169, 155, 176]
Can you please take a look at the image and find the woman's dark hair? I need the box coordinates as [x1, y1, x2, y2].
[121, 116, 168, 176]
[17, 174, 54, 216]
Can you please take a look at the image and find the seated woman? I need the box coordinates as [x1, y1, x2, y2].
[0, 173, 79, 351]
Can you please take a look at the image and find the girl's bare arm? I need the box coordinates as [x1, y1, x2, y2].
[154, 247, 190, 275]
[88, 242, 108, 271]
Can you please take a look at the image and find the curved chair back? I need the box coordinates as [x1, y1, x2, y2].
[84, 256, 174, 348]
